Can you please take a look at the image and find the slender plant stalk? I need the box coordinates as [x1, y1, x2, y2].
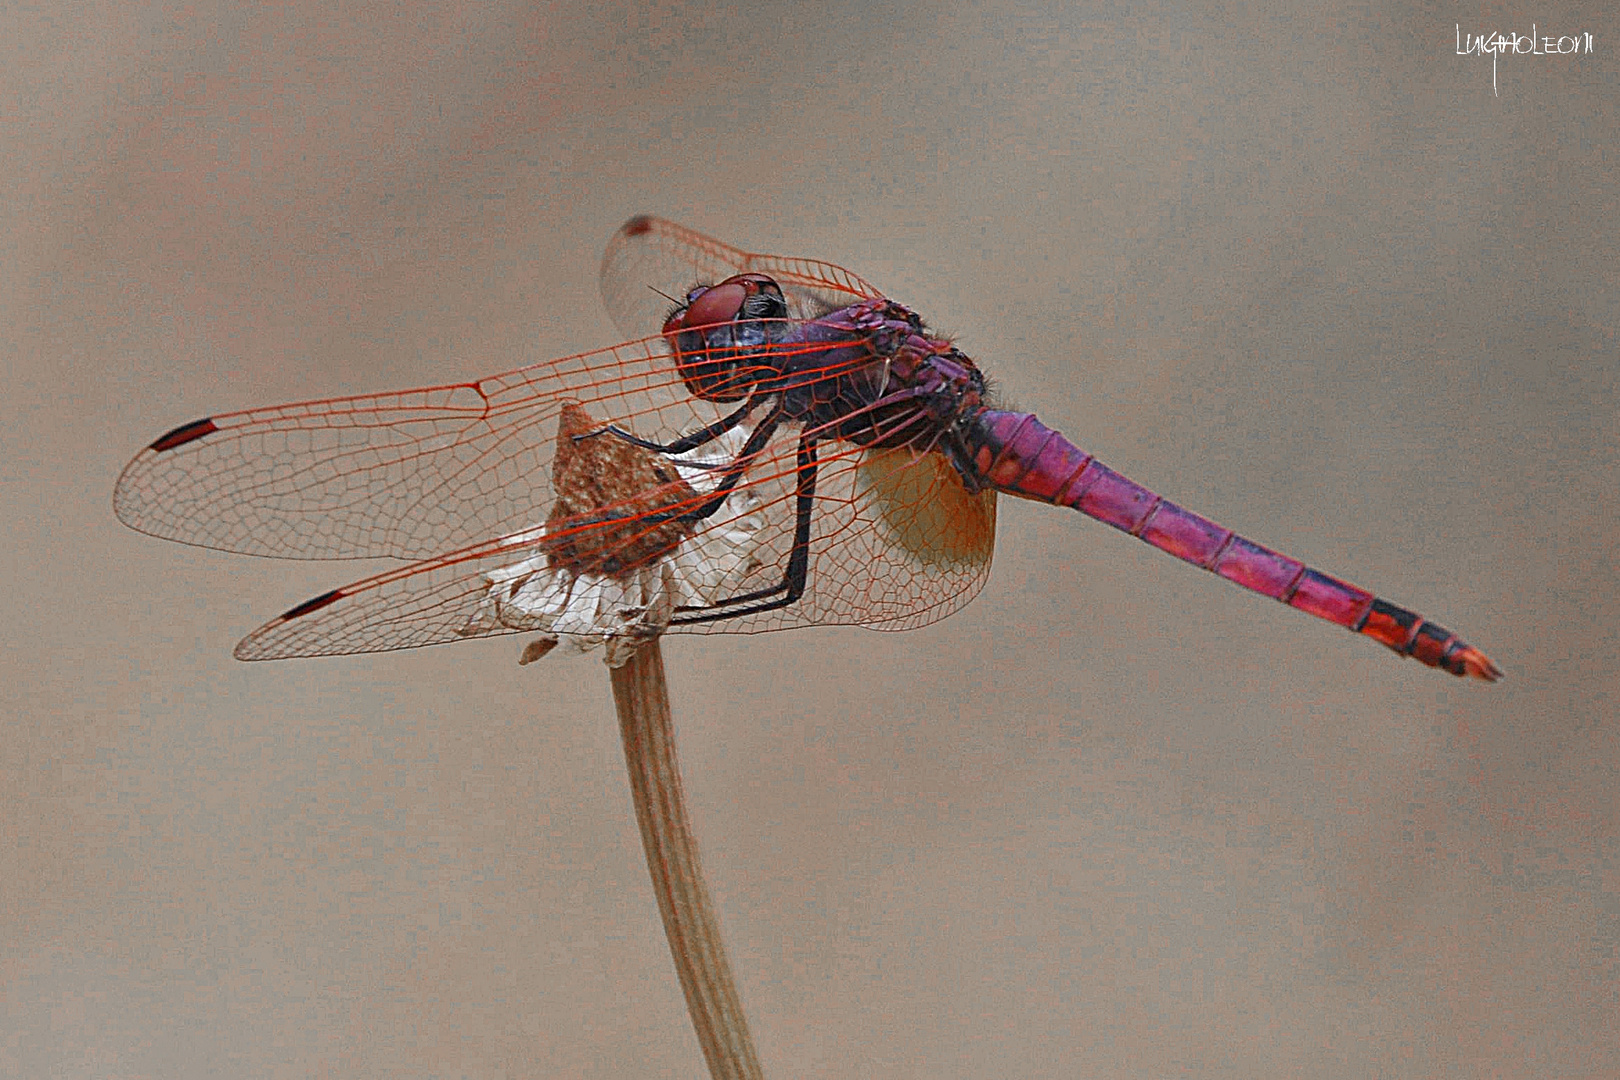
[609, 639, 764, 1080]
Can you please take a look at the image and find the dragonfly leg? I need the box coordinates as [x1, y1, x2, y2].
[672, 437, 818, 625]
[628, 407, 786, 530]
[938, 426, 991, 494]
[584, 397, 764, 456]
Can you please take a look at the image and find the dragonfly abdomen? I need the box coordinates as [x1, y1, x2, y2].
[961, 409, 1501, 681]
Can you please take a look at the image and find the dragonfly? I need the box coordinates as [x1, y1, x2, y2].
[113, 215, 1502, 680]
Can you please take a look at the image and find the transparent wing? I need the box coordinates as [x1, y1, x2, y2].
[113, 334, 748, 562]
[599, 214, 884, 340]
[232, 430, 997, 660]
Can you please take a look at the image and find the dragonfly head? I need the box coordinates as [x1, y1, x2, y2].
[662, 274, 788, 402]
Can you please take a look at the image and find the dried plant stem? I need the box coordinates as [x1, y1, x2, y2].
[610, 640, 763, 1080]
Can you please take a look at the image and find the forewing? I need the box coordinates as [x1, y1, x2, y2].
[117, 217, 885, 565]
[114, 334, 773, 561]
[599, 215, 884, 340]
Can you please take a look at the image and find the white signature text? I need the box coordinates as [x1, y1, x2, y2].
[1456, 24, 1596, 96]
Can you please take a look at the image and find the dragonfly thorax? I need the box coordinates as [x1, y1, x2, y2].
[795, 303, 992, 458]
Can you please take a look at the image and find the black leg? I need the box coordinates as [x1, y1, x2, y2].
[583, 397, 764, 456]
[555, 405, 787, 551]
[673, 436, 819, 625]
[624, 405, 785, 529]
[678, 406, 783, 522]
[938, 425, 989, 494]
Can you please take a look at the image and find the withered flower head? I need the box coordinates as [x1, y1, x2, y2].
[462, 402, 764, 666]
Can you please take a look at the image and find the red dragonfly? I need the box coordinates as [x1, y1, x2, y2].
[114, 215, 1501, 680]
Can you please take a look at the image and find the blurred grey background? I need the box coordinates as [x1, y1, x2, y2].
[3, 1, 1614, 1076]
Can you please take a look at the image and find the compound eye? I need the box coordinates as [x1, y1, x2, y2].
[677, 281, 749, 331]
[662, 274, 788, 335]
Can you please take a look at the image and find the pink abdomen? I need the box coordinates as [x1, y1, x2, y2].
[962, 408, 1500, 681]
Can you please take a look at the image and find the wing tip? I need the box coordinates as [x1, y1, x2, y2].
[232, 589, 347, 661]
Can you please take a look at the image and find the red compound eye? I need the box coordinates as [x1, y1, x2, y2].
[672, 281, 746, 332]
[662, 274, 785, 334]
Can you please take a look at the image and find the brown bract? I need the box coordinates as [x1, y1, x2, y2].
[545, 403, 699, 578]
